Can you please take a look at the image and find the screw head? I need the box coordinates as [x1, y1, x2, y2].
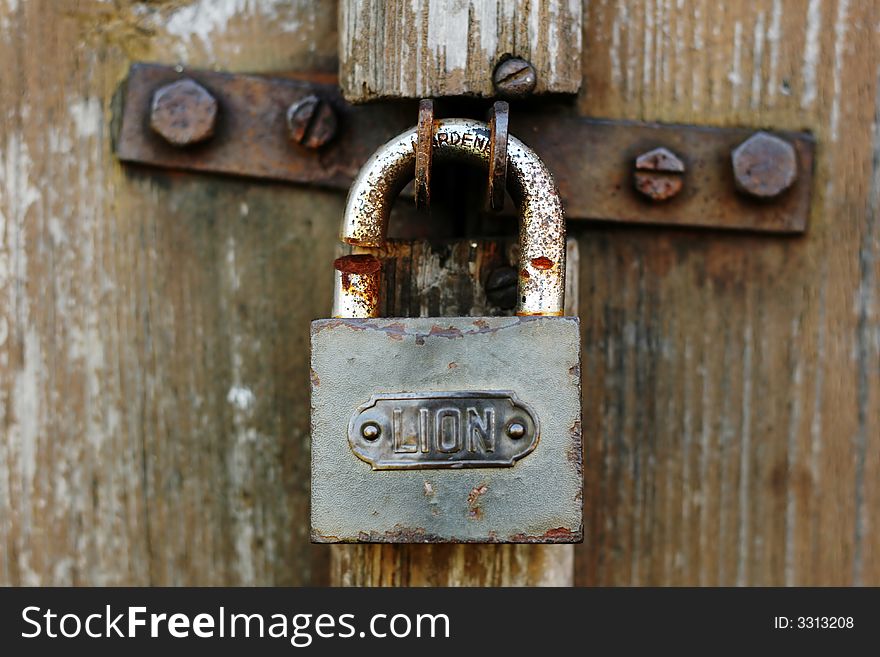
[484, 266, 518, 310]
[633, 147, 685, 202]
[731, 132, 798, 199]
[149, 78, 218, 147]
[506, 422, 526, 439]
[361, 422, 381, 441]
[492, 58, 537, 99]
[286, 95, 338, 149]
[635, 147, 685, 173]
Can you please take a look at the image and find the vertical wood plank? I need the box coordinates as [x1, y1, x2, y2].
[576, 0, 879, 586]
[0, 0, 340, 585]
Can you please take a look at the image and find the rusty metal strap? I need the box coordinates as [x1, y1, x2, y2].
[116, 63, 814, 234]
[115, 63, 412, 189]
[510, 117, 813, 233]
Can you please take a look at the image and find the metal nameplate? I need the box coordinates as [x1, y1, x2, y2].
[348, 391, 540, 470]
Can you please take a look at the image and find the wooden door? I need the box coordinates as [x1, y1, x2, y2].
[0, 0, 876, 586]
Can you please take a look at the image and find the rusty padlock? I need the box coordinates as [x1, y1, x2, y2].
[310, 119, 582, 543]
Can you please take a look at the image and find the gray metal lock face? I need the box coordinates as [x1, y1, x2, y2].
[311, 316, 581, 543]
[310, 119, 582, 544]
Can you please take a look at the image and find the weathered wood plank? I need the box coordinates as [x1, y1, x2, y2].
[339, 0, 582, 102]
[576, 0, 879, 586]
[0, 0, 340, 585]
[329, 239, 579, 586]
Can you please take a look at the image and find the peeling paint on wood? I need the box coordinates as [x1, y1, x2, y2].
[577, 0, 880, 586]
[339, 0, 583, 102]
[0, 0, 341, 585]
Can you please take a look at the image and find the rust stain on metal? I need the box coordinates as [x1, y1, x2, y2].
[309, 368, 320, 387]
[310, 318, 366, 335]
[313, 527, 444, 543]
[316, 317, 505, 343]
[333, 254, 381, 275]
[332, 255, 381, 318]
[356, 527, 447, 543]
[428, 325, 464, 339]
[635, 146, 685, 172]
[530, 256, 554, 270]
[383, 322, 407, 340]
[313, 317, 513, 347]
[633, 146, 685, 202]
[339, 128, 416, 247]
[506, 527, 583, 543]
[634, 171, 684, 201]
[467, 484, 489, 520]
[541, 527, 579, 540]
[116, 63, 411, 190]
[508, 114, 814, 233]
[118, 64, 813, 233]
[313, 526, 582, 544]
[568, 419, 583, 468]
[286, 94, 338, 149]
[488, 100, 509, 211]
[414, 98, 434, 211]
[312, 316, 569, 345]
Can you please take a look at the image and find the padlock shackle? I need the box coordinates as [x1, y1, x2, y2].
[335, 118, 565, 318]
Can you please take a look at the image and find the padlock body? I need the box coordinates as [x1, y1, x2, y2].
[310, 316, 582, 543]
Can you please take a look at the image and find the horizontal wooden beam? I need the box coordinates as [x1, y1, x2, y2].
[338, 0, 583, 102]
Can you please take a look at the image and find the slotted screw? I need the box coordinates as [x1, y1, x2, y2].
[633, 146, 686, 202]
[286, 95, 338, 149]
[492, 58, 537, 99]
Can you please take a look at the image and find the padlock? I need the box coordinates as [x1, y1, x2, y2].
[310, 118, 582, 543]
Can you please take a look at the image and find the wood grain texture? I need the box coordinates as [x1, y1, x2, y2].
[576, 0, 879, 586]
[0, 0, 341, 585]
[329, 239, 578, 586]
[338, 0, 582, 102]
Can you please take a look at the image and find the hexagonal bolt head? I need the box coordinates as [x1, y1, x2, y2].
[634, 146, 685, 202]
[731, 132, 798, 199]
[492, 58, 537, 99]
[286, 95, 338, 149]
[149, 78, 218, 147]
